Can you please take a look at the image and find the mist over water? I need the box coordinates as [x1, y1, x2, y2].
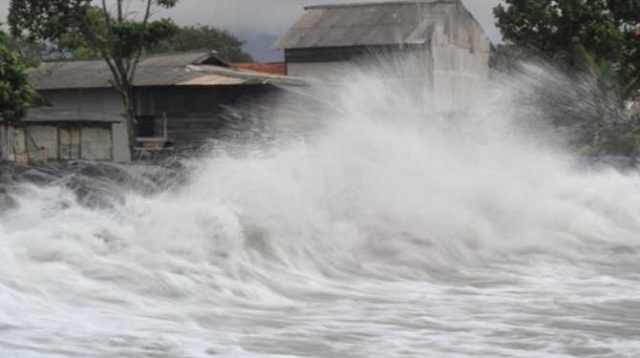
[2, 59, 640, 357]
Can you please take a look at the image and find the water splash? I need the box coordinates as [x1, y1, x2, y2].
[2, 58, 640, 357]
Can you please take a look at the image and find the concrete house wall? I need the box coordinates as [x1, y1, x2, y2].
[284, 45, 433, 80]
[276, 0, 491, 113]
[429, 2, 490, 111]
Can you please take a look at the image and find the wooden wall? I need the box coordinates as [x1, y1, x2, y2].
[135, 85, 282, 148]
[1, 123, 113, 162]
[39, 89, 130, 162]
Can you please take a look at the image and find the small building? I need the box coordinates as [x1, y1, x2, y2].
[1, 51, 300, 163]
[1, 107, 118, 164]
[275, 0, 491, 110]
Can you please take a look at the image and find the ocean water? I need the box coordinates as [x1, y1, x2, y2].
[1, 62, 640, 357]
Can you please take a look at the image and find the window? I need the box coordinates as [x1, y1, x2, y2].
[137, 116, 156, 137]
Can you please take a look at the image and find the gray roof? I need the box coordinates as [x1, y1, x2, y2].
[28, 51, 300, 90]
[275, 0, 485, 49]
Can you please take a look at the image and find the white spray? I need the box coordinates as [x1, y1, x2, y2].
[1, 59, 640, 357]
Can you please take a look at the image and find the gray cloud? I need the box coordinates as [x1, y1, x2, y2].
[154, 0, 502, 42]
[1, 0, 501, 41]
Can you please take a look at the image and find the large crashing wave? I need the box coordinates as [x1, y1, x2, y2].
[1, 59, 640, 357]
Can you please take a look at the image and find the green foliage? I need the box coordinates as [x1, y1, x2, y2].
[494, 0, 640, 157]
[111, 18, 178, 58]
[0, 30, 34, 124]
[494, 0, 640, 99]
[149, 25, 253, 62]
[578, 122, 640, 157]
[4, 36, 50, 65]
[11, 2, 179, 60]
[65, 14, 178, 59]
[8, 0, 92, 42]
[490, 44, 533, 72]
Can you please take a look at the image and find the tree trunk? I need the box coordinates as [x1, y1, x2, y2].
[118, 85, 137, 154]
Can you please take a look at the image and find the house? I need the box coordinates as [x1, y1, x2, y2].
[1, 51, 301, 163]
[275, 0, 491, 111]
[0, 107, 118, 164]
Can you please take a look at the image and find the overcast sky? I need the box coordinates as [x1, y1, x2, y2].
[0, 0, 502, 58]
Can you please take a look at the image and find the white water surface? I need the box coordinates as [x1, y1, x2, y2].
[2, 62, 640, 357]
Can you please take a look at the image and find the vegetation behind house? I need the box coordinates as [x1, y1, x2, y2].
[0, 28, 33, 125]
[494, 0, 640, 157]
[148, 25, 254, 62]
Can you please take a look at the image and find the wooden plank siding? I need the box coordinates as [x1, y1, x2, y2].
[134, 85, 281, 148]
[1, 123, 113, 163]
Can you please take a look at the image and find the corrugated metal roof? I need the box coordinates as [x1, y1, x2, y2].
[179, 75, 247, 86]
[28, 51, 302, 90]
[181, 65, 306, 86]
[234, 62, 286, 75]
[275, 0, 462, 49]
[29, 52, 209, 90]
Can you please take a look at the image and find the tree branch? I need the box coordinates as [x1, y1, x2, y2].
[117, 0, 123, 23]
[101, 0, 112, 28]
[101, 54, 122, 90]
[143, 0, 153, 26]
[127, 0, 153, 81]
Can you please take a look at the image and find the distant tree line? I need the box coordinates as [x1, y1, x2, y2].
[149, 25, 253, 62]
[7, 24, 254, 64]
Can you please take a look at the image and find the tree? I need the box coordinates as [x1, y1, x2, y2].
[9, 0, 179, 150]
[0, 30, 33, 125]
[494, 0, 640, 157]
[494, 0, 640, 100]
[149, 25, 253, 62]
